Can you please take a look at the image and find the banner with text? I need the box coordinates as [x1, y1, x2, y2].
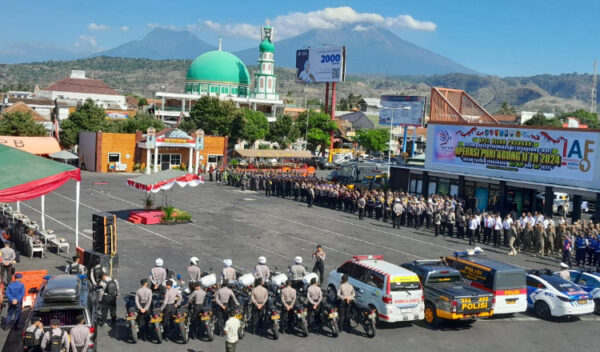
[426, 124, 599, 190]
[379, 96, 425, 126]
[296, 46, 346, 83]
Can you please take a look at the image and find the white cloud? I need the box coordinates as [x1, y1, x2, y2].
[201, 7, 437, 41]
[385, 15, 436, 31]
[88, 23, 109, 31]
[147, 23, 159, 29]
[120, 26, 130, 32]
[147, 23, 176, 30]
[352, 24, 371, 32]
[79, 35, 97, 48]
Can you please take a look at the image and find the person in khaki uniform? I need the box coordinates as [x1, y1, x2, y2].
[250, 278, 269, 335]
[280, 280, 296, 334]
[534, 223, 545, 257]
[523, 223, 533, 253]
[337, 275, 355, 333]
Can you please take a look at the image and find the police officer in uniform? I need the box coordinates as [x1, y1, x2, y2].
[98, 272, 119, 327]
[150, 258, 167, 292]
[187, 257, 202, 291]
[312, 245, 326, 285]
[290, 256, 307, 290]
[65, 255, 87, 276]
[306, 277, 322, 333]
[40, 319, 68, 352]
[90, 259, 104, 286]
[23, 316, 43, 352]
[188, 282, 206, 337]
[337, 275, 355, 333]
[280, 280, 296, 334]
[357, 195, 366, 220]
[254, 257, 270, 283]
[69, 315, 91, 352]
[222, 259, 236, 282]
[250, 278, 269, 334]
[135, 279, 152, 340]
[160, 279, 182, 339]
[215, 280, 240, 336]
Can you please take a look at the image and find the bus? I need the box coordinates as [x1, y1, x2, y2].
[443, 252, 527, 314]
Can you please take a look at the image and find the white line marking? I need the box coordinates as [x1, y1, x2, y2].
[20, 202, 92, 240]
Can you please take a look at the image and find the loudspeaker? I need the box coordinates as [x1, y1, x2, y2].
[83, 250, 119, 280]
[92, 212, 117, 255]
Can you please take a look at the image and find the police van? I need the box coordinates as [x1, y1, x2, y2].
[326, 255, 425, 323]
[444, 251, 527, 314]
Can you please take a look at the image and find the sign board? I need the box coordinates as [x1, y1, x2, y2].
[425, 124, 600, 191]
[296, 46, 346, 83]
[379, 96, 425, 126]
[195, 129, 205, 150]
[146, 128, 156, 149]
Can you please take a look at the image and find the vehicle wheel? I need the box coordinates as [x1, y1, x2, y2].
[273, 322, 280, 340]
[238, 325, 245, 340]
[180, 321, 189, 344]
[301, 319, 309, 337]
[206, 322, 215, 342]
[424, 303, 440, 326]
[130, 322, 138, 343]
[330, 320, 339, 337]
[364, 318, 376, 338]
[154, 322, 163, 344]
[594, 299, 600, 315]
[327, 285, 337, 302]
[534, 301, 551, 320]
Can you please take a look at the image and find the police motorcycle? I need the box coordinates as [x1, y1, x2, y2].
[235, 273, 255, 340]
[168, 274, 190, 344]
[286, 271, 317, 337]
[266, 270, 287, 340]
[195, 272, 218, 341]
[124, 293, 140, 343]
[319, 291, 340, 337]
[349, 302, 377, 338]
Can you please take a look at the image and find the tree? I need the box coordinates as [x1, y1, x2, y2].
[59, 99, 109, 148]
[241, 109, 269, 147]
[558, 109, 599, 128]
[355, 129, 389, 154]
[137, 97, 148, 108]
[497, 101, 516, 115]
[269, 114, 300, 149]
[295, 110, 337, 153]
[0, 111, 47, 136]
[185, 96, 238, 136]
[523, 111, 562, 127]
[338, 98, 350, 111]
[117, 111, 164, 133]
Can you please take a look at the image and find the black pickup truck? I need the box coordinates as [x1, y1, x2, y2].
[402, 260, 494, 326]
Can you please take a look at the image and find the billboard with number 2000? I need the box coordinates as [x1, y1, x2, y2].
[296, 46, 346, 83]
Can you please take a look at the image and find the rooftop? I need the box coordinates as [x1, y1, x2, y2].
[44, 77, 120, 96]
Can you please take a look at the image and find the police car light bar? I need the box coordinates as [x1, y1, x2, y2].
[353, 255, 384, 261]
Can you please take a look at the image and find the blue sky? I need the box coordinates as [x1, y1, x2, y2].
[2, 0, 598, 76]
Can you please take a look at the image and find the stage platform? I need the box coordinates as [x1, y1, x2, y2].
[127, 210, 163, 225]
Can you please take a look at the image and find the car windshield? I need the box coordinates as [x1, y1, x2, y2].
[544, 276, 580, 293]
[33, 309, 87, 327]
[390, 281, 421, 291]
[428, 274, 461, 283]
[495, 271, 526, 291]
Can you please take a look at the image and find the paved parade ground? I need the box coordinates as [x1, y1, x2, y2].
[2, 172, 599, 352]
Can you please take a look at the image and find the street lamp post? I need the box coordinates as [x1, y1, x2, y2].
[385, 106, 411, 164]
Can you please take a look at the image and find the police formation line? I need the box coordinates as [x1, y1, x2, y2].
[218, 171, 600, 269]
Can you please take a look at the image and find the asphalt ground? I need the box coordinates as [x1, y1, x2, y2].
[1, 171, 598, 352]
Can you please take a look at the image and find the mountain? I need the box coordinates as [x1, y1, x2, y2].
[234, 25, 475, 76]
[96, 28, 216, 60]
[0, 43, 77, 64]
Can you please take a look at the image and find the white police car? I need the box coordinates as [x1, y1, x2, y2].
[526, 270, 595, 319]
[560, 269, 600, 315]
[326, 255, 424, 323]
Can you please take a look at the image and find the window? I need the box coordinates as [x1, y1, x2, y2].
[108, 153, 120, 163]
[350, 265, 369, 283]
[367, 271, 385, 289]
[338, 262, 355, 275]
[34, 308, 87, 327]
[170, 154, 181, 166]
[268, 78, 272, 90]
[526, 277, 545, 289]
[260, 78, 264, 89]
[208, 155, 218, 163]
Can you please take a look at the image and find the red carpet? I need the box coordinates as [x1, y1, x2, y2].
[127, 210, 164, 225]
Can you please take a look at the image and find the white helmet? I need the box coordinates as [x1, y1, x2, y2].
[223, 259, 232, 267]
[295, 256, 302, 264]
[258, 256, 267, 265]
[155, 258, 163, 267]
[190, 257, 199, 265]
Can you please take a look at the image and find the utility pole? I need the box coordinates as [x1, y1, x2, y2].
[591, 60, 597, 114]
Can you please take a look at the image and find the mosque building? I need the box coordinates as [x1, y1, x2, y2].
[154, 21, 283, 123]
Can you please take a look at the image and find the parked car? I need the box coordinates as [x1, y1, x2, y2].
[536, 192, 589, 215]
[317, 157, 335, 170]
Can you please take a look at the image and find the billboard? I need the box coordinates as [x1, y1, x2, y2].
[296, 46, 346, 83]
[425, 124, 600, 191]
[379, 96, 425, 126]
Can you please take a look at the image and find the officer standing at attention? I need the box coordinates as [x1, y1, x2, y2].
[69, 315, 91, 352]
[150, 258, 167, 292]
[254, 257, 270, 283]
[40, 319, 68, 352]
[98, 272, 119, 327]
[4, 272, 24, 330]
[280, 280, 296, 334]
[189, 282, 207, 335]
[135, 279, 153, 340]
[357, 194, 366, 220]
[290, 256, 307, 289]
[160, 280, 182, 338]
[222, 259, 236, 282]
[306, 277, 322, 333]
[22, 316, 43, 352]
[312, 245, 326, 285]
[65, 255, 87, 275]
[188, 257, 202, 290]
[1, 241, 16, 285]
[250, 278, 269, 334]
[337, 274, 355, 333]
[215, 280, 240, 336]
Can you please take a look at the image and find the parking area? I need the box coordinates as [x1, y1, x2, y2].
[1, 171, 599, 352]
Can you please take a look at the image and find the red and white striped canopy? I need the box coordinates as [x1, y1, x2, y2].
[127, 169, 203, 193]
